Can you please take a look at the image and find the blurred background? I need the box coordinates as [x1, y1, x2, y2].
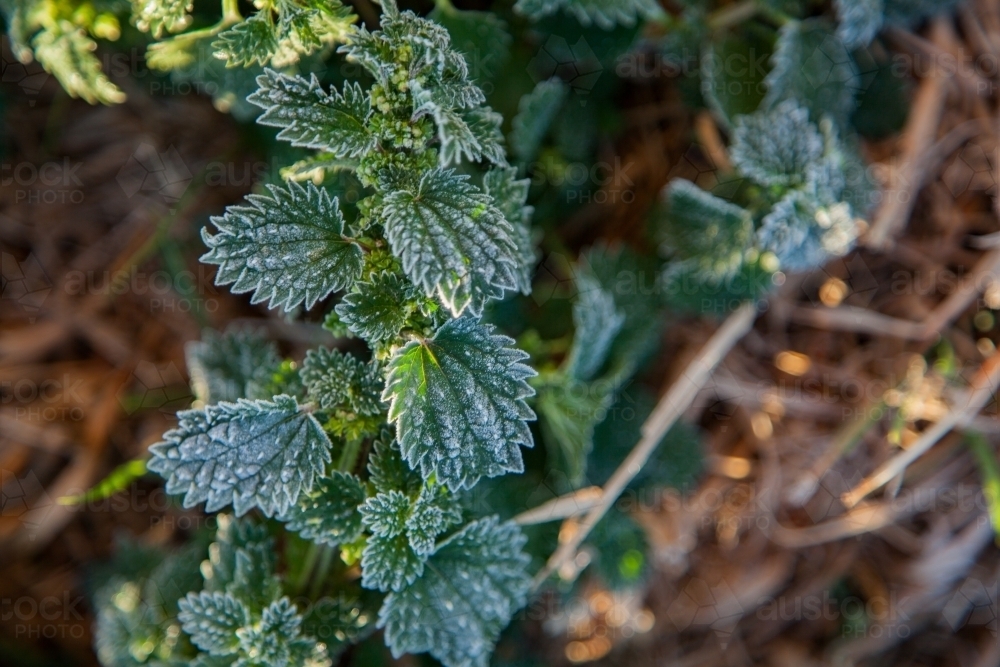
[4, 0, 1000, 665]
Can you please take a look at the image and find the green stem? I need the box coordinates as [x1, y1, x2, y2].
[292, 542, 321, 595]
[337, 437, 363, 473]
[308, 546, 336, 599]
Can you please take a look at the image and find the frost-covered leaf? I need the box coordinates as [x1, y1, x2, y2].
[660, 179, 752, 279]
[214, 13, 278, 68]
[730, 100, 824, 187]
[132, 0, 192, 38]
[379, 516, 531, 667]
[202, 180, 363, 312]
[429, 7, 511, 84]
[249, 69, 373, 158]
[483, 167, 535, 295]
[514, 0, 662, 30]
[203, 516, 280, 612]
[565, 273, 624, 382]
[179, 591, 250, 655]
[368, 435, 423, 495]
[379, 168, 518, 317]
[510, 78, 567, 164]
[405, 485, 462, 555]
[148, 395, 332, 517]
[300, 347, 384, 416]
[186, 327, 281, 405]
[361, 532, 426, 593]
[280, 471, 366, 546]
[383, 317, 536, 491]
[461, 107, 506, 166]
[834, 0, 883, 48]
[32, 21, 125, 104]
[335, 272, 414, 344]
[757, 181, 858, 272]
[360, 490, 410, 537]
[235, 597, 329, 667]
[763, 19, 859, 130]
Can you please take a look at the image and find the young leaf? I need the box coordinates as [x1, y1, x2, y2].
[757, 186, 857, 271]
[201, 180, 363, 312]
[235, 597, 329, 666]
[405, 485, 463, 555]
[132, 0, 193, 39]
[148, 395, 332, 517]
[178, 591, 250, 655]
[368, 435, 423, 495]
[379, 516, 531, 667]
[763, 19, 859, 130]
[186, 327, 282, 405]
[383, 317, 537, 491]
[335, 271, 414, 344]
[510, 78, 567, 165]
[730, 100, 824, 188]
[514, 0, 662, 30]
[361, 532, 426, 593]
[213, 13, 279, 67]
[249, 69, 373, 158]
[461, 106, 507, 167]
[660, 179, 753, 279]
[565, 273, 624, 382]
[280, 471, 367, 546]
[483, 167, 536, 295]
[379, 168, 518, 317]
[203, 516, 280, 612]
[359, 490, 411, 538]
[300, 347, 384, 416]
[31, 22, 125, 104]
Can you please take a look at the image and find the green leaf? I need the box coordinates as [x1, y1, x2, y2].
[335, 271, 414, 344]
[429, 6, 511, 84]
[379, 168, 518, 317]
[756, 182, 857, 272]
[514, 0, 662, 30]
[368, 434, 423, 495]
[186, 327, 282, 405]
[483, 167, 536, 295]
[730, 100, 824, 188]
[147, 395, 332, 517]
[213, 13, 279, 68]
[565, 273, 624, 381]
[32, 21, 124, 104]
[383, 317, 536, 491]
[510, 78, 567, 165]
[249, 69, 373, 158]
[132, 0, 192, 39]
[405, 484, 462, 555]
[461, 107, 507, 166]
[700, 34, 769, 125]
[763, 19, 859, 130]
[361, 532, 426, 593]
[300, 347, 384, 416]
[280, 471, 367, 546]
[58, 458, 147, 506]
[834, 0, 883, 48]
[201, 180, 363, 312]
[379, 516, 531, 667]
[360, 490, 410, 537]
[660, 179, 753, 279]
[179, 591, 250, 655]
[235, 597, 329, 666]
[537, 377, 610, 485]
[203, 516, 280, 611]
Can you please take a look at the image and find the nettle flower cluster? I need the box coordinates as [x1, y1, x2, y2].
[124, 2, 538, 666]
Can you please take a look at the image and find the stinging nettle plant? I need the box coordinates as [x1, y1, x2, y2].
[96, 1, 547, 666]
